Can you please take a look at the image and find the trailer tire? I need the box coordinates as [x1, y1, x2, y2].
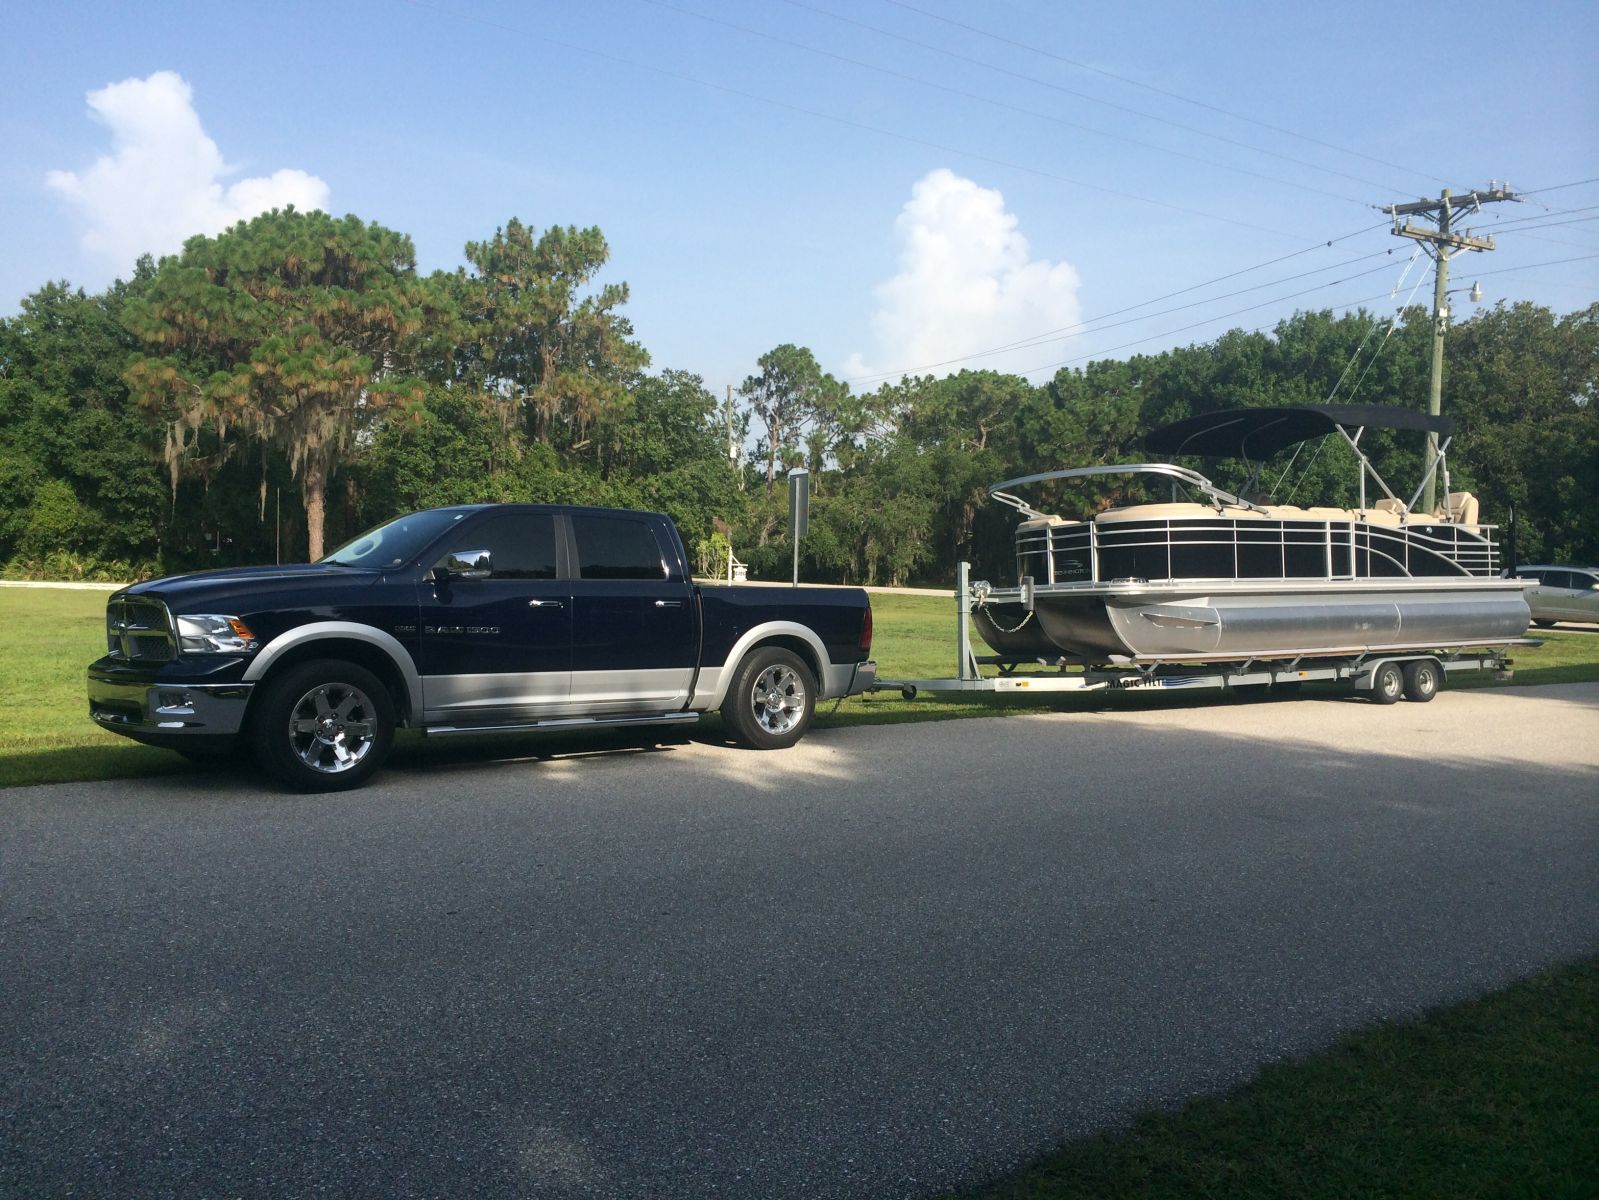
[1402, 659, 1441, 703]
[1370, 661, 1404, 705]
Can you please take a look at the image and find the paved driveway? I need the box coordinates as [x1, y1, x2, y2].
[4, 684, 1597, 1198]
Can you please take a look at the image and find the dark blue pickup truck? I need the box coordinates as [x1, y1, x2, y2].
[88, 504, 876, 791]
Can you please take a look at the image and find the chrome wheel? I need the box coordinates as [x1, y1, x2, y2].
[750, 663, 806, 736]
[287, 681, 380, 774]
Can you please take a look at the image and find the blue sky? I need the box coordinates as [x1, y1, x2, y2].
[3, 0, 1595, 394]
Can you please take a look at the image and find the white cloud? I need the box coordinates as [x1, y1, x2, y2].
[46, 71, 329, 267]
[845, 168, 1081, 382]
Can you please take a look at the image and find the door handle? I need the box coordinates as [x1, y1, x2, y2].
[528, 599, 564, 608]
[654, 600, 683, 608]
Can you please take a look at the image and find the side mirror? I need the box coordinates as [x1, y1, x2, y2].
[434, 549, 492, 581]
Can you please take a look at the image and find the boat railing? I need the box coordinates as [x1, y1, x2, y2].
[1018, 515, 1500, 584]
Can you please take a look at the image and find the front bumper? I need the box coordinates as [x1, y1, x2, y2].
[88, 671, 254, 749]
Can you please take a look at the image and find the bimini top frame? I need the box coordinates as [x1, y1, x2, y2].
[989, 463, 1258, 520]
[1141, 404, 1458, 519]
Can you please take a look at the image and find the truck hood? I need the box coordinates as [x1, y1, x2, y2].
[120, 563, 384, 612]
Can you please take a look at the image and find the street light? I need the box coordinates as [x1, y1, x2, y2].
[1438, 280, 1483, 322]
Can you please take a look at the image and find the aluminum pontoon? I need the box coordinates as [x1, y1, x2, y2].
[971, 405, 1531, 663]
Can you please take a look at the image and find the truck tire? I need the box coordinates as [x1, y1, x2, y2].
[721, 646, 816, 750]
[252, 659, 395, 792]
[1402, 659, 1441, 702]
[1369, 660, 1404, 705]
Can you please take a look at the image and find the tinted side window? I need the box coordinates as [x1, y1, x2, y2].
[572, 515, 667, 580]
[448, 514, 558, 580]
[1516, 570, 1545, 583]
[1545, 570, 1574, 590]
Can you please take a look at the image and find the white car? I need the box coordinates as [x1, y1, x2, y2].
[1508, 564, 1599, 627]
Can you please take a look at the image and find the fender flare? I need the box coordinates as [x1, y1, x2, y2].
[694, 621, 832, 710]
[242, 621, 424, 718]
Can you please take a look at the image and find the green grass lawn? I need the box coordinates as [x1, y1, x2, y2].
[5, 586, 1599, 789]
[951, 956, 1599, 1200]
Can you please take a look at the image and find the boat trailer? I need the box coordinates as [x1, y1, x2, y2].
[870, 563, 1537, 704]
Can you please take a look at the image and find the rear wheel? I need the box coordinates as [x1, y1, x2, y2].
[1533, 618, 1556, 628]
[252, 659, 394, 792]
[1402, 659, 1441, 703]
[1369, 661, 1404, 705]
[721, 646, 816, 750]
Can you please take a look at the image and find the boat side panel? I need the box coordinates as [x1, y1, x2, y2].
[1091, 588, 1528, 658]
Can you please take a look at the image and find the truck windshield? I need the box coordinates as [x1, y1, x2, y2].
[321, 509, 475, 568]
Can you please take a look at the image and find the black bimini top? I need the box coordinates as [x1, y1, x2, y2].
[1144, 404, 1455, 460]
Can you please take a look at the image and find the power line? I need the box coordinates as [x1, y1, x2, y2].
[1471, 252, 1599, 279]
[1482, 213, 1599, 236]
[1519, 177, 1599, 195]
[397, 0, 1299, 238]
[1504, 230, 1599, 253]
[638, 0, 1370, 204]
[877, 0, 1447, 187]
[1011, 284, 1413, 381]
[847, 242, 1401, 383]
[846, 222, 1388, 383]
[776, 0, 1410, 194]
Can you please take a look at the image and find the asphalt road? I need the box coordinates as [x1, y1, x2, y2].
[4, 684, 1598, 1199]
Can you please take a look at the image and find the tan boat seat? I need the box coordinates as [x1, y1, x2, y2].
[1436, 491, 1479, 525]
[1372, 498, 1407, 515]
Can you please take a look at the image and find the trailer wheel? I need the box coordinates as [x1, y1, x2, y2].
[1402, 659, 1441, 703]
[1370, 661, 1404, 705]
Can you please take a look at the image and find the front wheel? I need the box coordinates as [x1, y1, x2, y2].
[1533, 618, 1556, 628]
[252, 659, 395, 792]
[721, 647, 817, 750]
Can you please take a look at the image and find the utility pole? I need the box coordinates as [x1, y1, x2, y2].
[1386, 183, 1515, 512]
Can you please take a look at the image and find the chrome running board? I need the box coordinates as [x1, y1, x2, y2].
[422, 712, 700, 737]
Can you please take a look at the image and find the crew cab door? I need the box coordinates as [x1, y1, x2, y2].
[416, 511, 571, 722]
[566, 513, 698, 713]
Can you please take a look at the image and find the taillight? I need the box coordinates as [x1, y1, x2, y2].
[859, 604, 873, 654]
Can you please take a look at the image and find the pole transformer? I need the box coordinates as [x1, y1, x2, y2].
[1386, 184, 1516, 513]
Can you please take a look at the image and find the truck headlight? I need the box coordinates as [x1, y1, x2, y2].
[176, 614, 259, 654]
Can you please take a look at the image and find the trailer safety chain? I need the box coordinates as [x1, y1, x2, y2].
[972, 591, 1036, 635]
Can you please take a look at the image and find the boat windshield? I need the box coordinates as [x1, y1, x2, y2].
[991, 463, 1251, 518]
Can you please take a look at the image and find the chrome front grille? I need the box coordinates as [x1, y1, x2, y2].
[106, 596, 176, 662]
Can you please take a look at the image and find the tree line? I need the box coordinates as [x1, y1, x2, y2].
[1, 206, 1594, 585]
